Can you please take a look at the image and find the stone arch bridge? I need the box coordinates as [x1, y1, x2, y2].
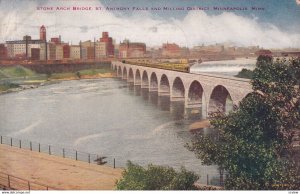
[112, 61, 252, 117]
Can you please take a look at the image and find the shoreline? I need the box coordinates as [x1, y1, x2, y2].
[189, 119, 211, 131]
[0, 72, 116, 95]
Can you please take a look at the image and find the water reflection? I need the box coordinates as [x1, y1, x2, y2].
[128, 85, 206, 122]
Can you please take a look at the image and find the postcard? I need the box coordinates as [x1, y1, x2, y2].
[0, 0, 299, 191]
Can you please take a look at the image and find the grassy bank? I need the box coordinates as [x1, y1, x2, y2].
[48, 68, 115, 80]
[0, 82, 20, 92]
[0, 66, 37, 78]
[0, 65, 115, 93]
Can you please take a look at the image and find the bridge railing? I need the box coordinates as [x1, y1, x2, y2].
[118, 60, 189, 73]
[0, 171, 59, 190]
[0, 135, 117, 169]
[114, 61, 251, 83]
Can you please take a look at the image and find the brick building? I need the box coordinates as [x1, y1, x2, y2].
[119, 40, 146, 58]
[63, 45, 70, 59]
[31, 48, 40, 60]
[161, 43, 181, 58]
[100, 32, 114, 57]
[0, 44, 7, 60]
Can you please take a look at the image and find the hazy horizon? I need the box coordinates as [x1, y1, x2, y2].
[1, 0, 300, 49]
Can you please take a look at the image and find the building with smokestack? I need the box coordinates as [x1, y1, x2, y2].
[6, 35, 46, 60]
[100, 32, 114, 57]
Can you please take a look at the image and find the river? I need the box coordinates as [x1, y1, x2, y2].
[0, 78, 221, 185]
[190, 58, 256, 76]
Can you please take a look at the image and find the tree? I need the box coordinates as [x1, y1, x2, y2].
[235, 68, 253, 79]
[188, 56, 300, 189]
[76, 71, 81, 79]
[116, 161, 199, 190]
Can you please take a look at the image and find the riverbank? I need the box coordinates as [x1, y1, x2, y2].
[0, 144, 122, 190]
[48, 72, 115, 81]
[189, 119, 211, 131]
[0, 65, 116, 94]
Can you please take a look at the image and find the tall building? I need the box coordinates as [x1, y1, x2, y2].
[81, 40, 95, 60]
[63, 45, 70, 59]
[70, 45, 81, 59]
[95, 41, 107, 58]
[119, 40, 146, 58]
[100, 32, 114, 57]
[40, 25, 46, 41]
[0, 44, 7, 60]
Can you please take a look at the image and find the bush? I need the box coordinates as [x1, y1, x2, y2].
[235, 68, 253, 79]
[116, 161, 199, 190]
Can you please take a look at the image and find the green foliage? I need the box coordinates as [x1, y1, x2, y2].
[0, 70, 8, 79]
[116, 161, 199, 190]
[78, 68, 112, 75]
[236, 68, 253, 79]
[0, 66, 36, 78]
[76, 71, 81, 79]
[0, 81, 19, 91]
[188, 56, 300, 189]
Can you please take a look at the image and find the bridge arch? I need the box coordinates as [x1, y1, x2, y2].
[150, 72, 158, 91]
[208, 85, 233, 114]
[142, 71, 149, 88]
[172, 77, 185, 100]
[135, 69, 141, 85]
[188, 80, 204, 105]
[159, 74, 170, 95]
[122, 67, 127, 79]
[128, 68, 134, 82]
[117, 66, 122, 77]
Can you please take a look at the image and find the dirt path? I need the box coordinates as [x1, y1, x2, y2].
[0, 144, 123, 190]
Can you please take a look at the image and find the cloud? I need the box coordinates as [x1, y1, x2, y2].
[0, 0, 299, 48]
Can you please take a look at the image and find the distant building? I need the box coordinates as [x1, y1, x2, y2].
[50, 36, 61, 45]
[95, 41, 107, 58]
[47, 43, 56, 60]
[161, 43, 181, 58]
[0, 44, 7, 60]
[100, 32, 114, 57]
[119, 40, 146, 58]
[70, 45, 81, 59]
[55, 45, 63, 60]
[6, 36, 46, 60]
[81, 40, 95, 60]
[280, 51, 300, 58]
[63, 45, 70, 59]
[40, 25, 47, 41]
[255, 49, 272, 57]
[31, 48, 40, 60]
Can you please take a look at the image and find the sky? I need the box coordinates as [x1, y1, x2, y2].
[0, 0, 300, 48]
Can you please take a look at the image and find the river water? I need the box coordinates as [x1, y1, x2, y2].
[0, 78, 221, 185]
[190, 58, 256, 76]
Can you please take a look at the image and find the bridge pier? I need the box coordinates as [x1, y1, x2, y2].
[134, 79, 141, 86]
[141, 84, 149, 89]
[149, 87, 158, 92]
[158, 91, 170, 96]
[127, 79, 134, 84]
